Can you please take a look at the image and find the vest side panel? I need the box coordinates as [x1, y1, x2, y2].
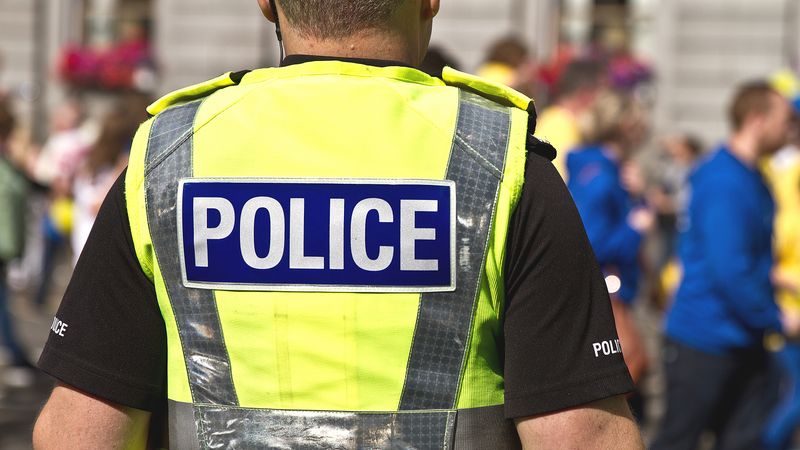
[126, 117, 193, 404]
[456, 106, 529, 410]
[187, 74, 461, 411]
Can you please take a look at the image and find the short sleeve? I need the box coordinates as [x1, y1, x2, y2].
[502, 154, 634, 418]
[37, 170, 167, 412]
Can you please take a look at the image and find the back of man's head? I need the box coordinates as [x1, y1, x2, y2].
[278, 0, 404, 39]
[555, 60, 604, 101]
[729, 81, 778, 131]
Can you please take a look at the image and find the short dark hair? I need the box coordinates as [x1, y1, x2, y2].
[420, 46, 459, 77]
[583, 90, 631, 144]
[0, 100, 15, 143]
[555, 60, 604, 100]
[484, 37, 528, 68]
[729, 81, 778, 131]
[277, 0, 404, 39]
[682, 134, 704, 157]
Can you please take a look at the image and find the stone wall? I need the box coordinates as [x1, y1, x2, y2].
[0, 0, 36, 122]
[655, 0, 795, 145]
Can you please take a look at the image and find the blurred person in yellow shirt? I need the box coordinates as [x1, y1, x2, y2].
[763, 102, 800, 450]
[763, 94, 800, 313]
[535, 60, 605, 179]
[476, 37, 529, 88]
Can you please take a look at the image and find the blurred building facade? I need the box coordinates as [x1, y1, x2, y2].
[0, 0, 799, 147]
[655, 0, 800, 145]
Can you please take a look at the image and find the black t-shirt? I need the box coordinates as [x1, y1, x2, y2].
[39, 148, 632, 419]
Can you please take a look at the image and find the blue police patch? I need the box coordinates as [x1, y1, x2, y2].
[178, 179, 456, 292]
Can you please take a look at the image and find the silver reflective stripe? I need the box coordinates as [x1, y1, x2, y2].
[169, 400, 200, 450]
[453, 405, 521, 449]
[169, 400, 520, 450]
[399, 90, 511, 411]
[144, 100, 240, 409]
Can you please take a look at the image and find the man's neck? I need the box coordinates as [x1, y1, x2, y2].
[283, 30, 420, 67]
[728, 132, 760, 167]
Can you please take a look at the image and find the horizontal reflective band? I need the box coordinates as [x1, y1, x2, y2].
[169, 401, 520, 450]
[178, 178, 456, 292]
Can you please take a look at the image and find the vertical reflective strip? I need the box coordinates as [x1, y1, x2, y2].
[399, 90, 511, 411]
[144, 100, 240, 408]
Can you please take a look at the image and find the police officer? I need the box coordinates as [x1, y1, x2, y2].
[33, 1, 643, 448]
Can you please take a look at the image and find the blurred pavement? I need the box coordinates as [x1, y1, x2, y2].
[0, 254, 67, 450]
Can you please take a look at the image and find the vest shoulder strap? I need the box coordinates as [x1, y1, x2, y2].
[146, 70, 251, 116]
[441, 67, 533, 113]
[442, 67, 554, 161]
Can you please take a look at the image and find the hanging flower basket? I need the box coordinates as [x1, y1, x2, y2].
[58, 40, 153, 91]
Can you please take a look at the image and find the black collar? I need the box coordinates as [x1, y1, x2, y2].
[280, 54, 413, 69]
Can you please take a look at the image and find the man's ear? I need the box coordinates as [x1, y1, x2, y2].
[257, 0, 276, 23]
[422, 0, 440, 19]
[743, 112, 766, 135]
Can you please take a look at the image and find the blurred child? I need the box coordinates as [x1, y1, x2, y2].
[566, 90, 653, 418]
[28, 99, 94, 308]
[647, 135, 703, 306]
[648, 135, 703, 268]
[71, 105, 137, 262]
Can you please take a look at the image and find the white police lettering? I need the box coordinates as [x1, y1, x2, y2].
[289, 198, 325, 269]
[183, 180, 456, 292]
[194, 197, 235, 267]
[592, 339, 622, 357]
[351, 198, 394, 272]
[240, 197, 284, 269]
[50, 316, 68, 337]
[193, 196, 431, 272]
[329, 198, 345, 270]
[400, 199, 439, 271]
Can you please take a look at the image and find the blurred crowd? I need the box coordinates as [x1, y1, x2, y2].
[426, 34, 800, 449]
[0, 89, 150, 384]
[2, 26, 800, 448]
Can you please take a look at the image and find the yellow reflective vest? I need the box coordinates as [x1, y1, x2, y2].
[126, 60, 531, 449]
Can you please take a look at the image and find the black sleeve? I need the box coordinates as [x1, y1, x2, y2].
[37, 170, 166, 412]
[503, 152, 633, 419]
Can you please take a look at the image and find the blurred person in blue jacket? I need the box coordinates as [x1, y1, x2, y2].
[652, 81, 800, 450]
[567, 90, 652, 416]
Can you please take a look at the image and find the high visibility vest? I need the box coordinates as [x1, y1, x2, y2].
[126, 61, 532, 449]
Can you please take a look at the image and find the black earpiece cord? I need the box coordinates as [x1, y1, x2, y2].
[269, 0, 285, 62]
